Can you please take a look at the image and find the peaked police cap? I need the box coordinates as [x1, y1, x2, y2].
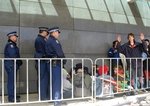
[48, 27, 60, 33]
[39, 27, 49, 31]
[7, 31, 18, 37]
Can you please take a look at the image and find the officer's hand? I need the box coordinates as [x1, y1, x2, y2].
[16, 60, 23, 66]
[63, 59, 67, 65]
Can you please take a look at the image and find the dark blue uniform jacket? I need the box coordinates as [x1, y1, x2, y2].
[34, 34, 46, 58]
[4, 40, 22, 69]
[46, 35, 66, 64]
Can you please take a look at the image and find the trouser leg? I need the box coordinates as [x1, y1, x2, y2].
[52, 64, 61, 105]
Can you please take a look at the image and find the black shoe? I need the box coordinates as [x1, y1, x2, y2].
[146, 88, 150, 91]
[9, 99, 20, 102]
[16, 95, 21, 99]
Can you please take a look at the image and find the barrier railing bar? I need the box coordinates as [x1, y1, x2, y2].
[38, 59, 40, 101]
[61, 59, 63, 100]
[82, 59, 84, 98]
[50, 59, 52, 101]
[14, 59, 16, 103]
[71, 59, 74, 99]
[26, 59, 29, 102]
[2, 59, 4, 104]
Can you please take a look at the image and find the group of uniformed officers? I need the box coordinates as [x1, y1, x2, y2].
[4, 26, 66, 106]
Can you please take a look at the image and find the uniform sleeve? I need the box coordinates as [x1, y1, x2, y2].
[52, 40, 65, 58]
[45, 41, 51, 57]
[108, 48, 114, 57]
[6, 44, 18, 58]
[35, 38, 45, 55]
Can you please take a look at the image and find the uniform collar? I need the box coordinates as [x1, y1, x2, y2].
[38, 34, 45, 38]
[50, 35, 57, 40]
[8, 39, 16, 45]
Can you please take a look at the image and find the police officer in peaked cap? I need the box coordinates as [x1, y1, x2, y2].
[46, 27, 67, 106]
[4, 31, 23, 102]
[34, 27, 50, 100]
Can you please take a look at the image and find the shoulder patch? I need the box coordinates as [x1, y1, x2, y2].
[56, 40, 59, 43]
[10, 44, 14, 48]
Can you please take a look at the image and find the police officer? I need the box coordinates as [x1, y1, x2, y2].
[46, 27, 67, 106]
[4, 31, 22, 102]
[34, 27, 49, 100]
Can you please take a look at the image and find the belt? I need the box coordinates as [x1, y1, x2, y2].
[52, 60, 57, 67]
[42, 55, 46, 58]
[52, 60, 61, 67]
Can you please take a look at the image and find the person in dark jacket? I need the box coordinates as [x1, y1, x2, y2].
[4, 31, 22, 102]
[143, 39, 150, 87]
[117, 33, 147, 90]
[143, 39, 150, 72]
[34, 27, 49, 100]
[108, 40, 122, 76]
[46, 27, 67, 106]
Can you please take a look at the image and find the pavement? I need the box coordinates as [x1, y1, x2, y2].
[1, 91, 150, 106]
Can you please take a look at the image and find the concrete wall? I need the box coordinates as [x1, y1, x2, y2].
[0, 0, 150, 94]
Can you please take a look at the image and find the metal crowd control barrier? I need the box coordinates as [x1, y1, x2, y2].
[0, 57, 149, 105]
[94, 57, 150, 101]
[0, 58, 93, 105]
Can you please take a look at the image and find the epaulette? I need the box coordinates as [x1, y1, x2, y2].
[7, 41, 14, 48]
[8, 41, 13, 44]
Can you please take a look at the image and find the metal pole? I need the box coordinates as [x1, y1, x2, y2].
[14, 59, 16, 103]
[2, 59, 4, 104]
[26, 59, 29, 102]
